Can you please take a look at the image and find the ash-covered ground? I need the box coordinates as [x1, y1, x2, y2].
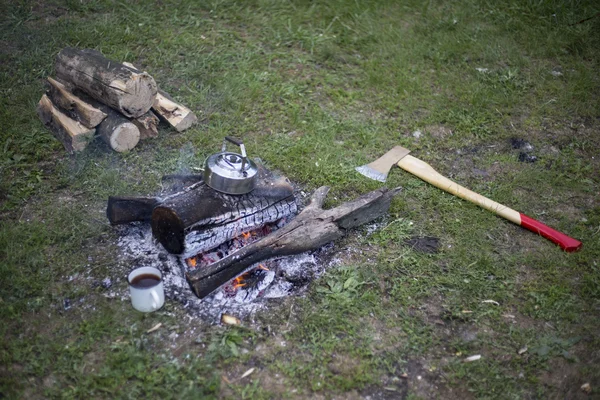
[114, 222, 332, 323]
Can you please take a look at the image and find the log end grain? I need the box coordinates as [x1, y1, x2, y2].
[117, 72, 158, 118]
[173, 111, 198, 132]
[109, 122, 140, 152]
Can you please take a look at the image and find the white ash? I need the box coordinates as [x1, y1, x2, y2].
[363, 220, 387, 236]
[114, 222, 328, 323]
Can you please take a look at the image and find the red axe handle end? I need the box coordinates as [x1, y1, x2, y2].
[519, 214, 582, 252]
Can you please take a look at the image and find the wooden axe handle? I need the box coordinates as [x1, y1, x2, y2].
[397, 155, 582, 252]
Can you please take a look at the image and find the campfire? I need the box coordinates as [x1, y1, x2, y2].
[183, 222, 283, 302]
[109, 161, 399, 309]
[36, 49, 401, 310]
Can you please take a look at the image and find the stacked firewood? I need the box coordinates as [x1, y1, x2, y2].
[37, 48, 197, 153]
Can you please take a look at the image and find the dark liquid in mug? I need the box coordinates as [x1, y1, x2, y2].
[130, 273, 160, 289]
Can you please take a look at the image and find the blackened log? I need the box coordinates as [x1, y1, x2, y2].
[151, 168, 297, 257]
[107, 196, 161, 224]
[106, 176, 205, 225]
[186, 186, 401, 298]
[106, 167, 297, 256]
[55, 48, 157, 118]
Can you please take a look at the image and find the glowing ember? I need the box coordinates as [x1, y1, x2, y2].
[224, 266, 270, 297]
[233, 275, 246, 289]
[183, 223, 282, 296]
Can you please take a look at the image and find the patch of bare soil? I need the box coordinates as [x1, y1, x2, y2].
[217, 332, 313, 399]
[29, 0, 69, 23]
[358, 359, 475, 400]
[538, 344, 600, 400]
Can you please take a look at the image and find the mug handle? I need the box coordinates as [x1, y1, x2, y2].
[150, 290, 160, 310]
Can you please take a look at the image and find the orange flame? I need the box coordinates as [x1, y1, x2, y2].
[241, 231, 251, 240]
[233, 275, 246, 289]
[187, 257, 197, 268]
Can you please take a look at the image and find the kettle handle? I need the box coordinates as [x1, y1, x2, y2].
[221, 136, 248, 171]
[224, 136, 244, 147]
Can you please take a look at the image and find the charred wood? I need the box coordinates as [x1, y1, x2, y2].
[106, 167, 298, 257]
[151, 168, 296, 258]
[186, 186, 401, 298]
[107, 196, 161, 224]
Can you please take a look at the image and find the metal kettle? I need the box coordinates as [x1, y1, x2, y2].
[203, 137, 258, 195]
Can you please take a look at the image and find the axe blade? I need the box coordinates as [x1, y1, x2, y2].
[355, 146, 411, 182]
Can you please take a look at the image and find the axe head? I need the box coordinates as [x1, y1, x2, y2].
[355, 146, 410, 182]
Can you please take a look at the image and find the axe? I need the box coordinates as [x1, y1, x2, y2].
[356, 146, 582, 252]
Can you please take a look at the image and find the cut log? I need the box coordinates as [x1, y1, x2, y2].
[153, 91, 197, 132]
[36, 94, 95, 153]
[97, 109, 140, 152]
[132, 110, 159, 139]
[65, 88, 140, 152]
[121, 61, 197, 132]
[186, 186, 401, 298]
[45, 77, 107, 128]
[55, 48, 157, 118]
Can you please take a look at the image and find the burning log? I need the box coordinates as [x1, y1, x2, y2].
[151, 168, 297, 258]
[36, 94, 95, 153]
[186, 186, 401, 298]
[55, 48, 157, 118]
[107, 166, 298, 257]
[45, 77, 107, 128]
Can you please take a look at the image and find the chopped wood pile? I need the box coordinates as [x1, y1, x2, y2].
[37, 48, 198, 153]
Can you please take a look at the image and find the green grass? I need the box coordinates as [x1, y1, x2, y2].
[1, 0, 599, 398]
